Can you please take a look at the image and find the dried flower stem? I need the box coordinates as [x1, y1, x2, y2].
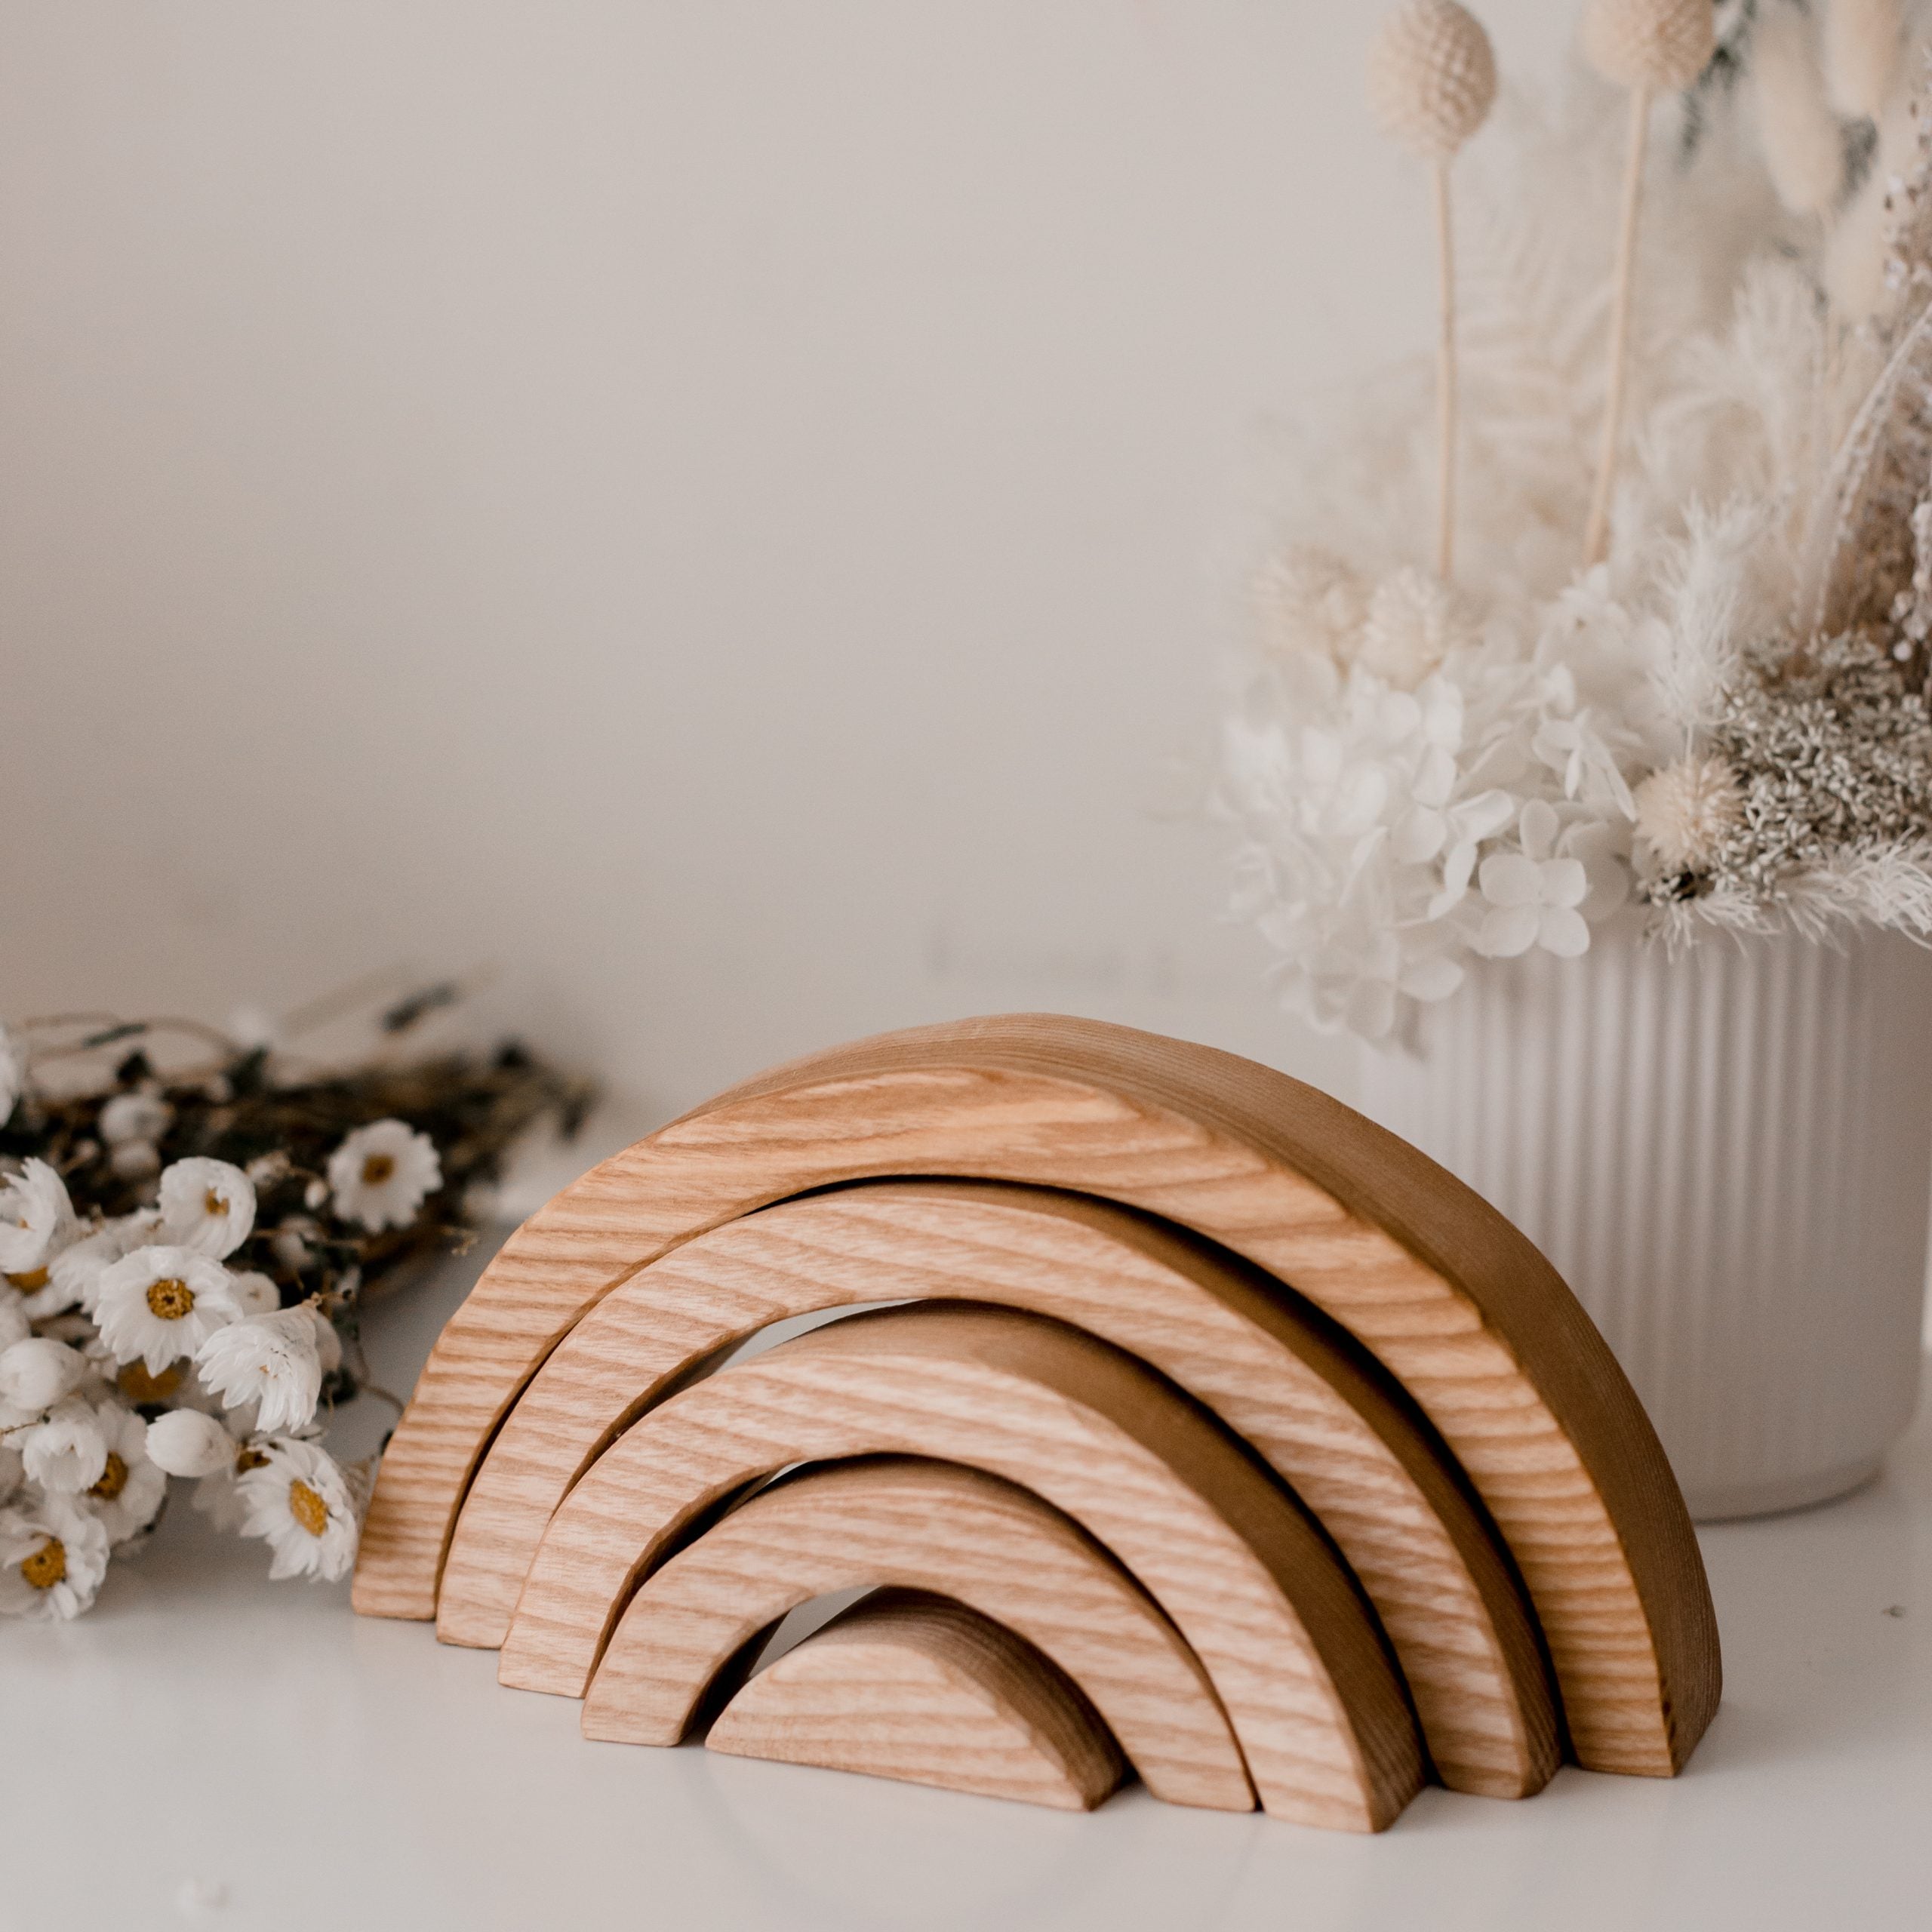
[1586, 85, 1651, 568]
[1434, 158, 1459, 580]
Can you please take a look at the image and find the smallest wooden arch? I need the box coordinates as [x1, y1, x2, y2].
[583, 1456, 1255, 1813]
[708, 1591, 1128, 1813]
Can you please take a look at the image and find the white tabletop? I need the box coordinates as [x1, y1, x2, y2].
[9, 1244, 1932, 1932]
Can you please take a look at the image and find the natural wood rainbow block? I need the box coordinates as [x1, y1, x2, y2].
[707, 1589, 1129, 1814]
[354, 1014, 1721, 1829]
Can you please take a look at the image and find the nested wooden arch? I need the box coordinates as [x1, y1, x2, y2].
[584, 1457, 1256, 1813]
[706, 1590, 1130, 1813]
[355, 1014, 1718, 1778]
[441, 1180, 1555, 1798]
[500, 1303, 1426, 1833]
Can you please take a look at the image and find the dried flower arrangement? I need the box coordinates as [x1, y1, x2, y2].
[1222, 0, 1932, 1039]
[0, 993, 592, 1618]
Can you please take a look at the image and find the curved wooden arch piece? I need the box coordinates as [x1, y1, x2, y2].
[446, 1180, 1555, 1800]
[583, 1456, 1255, 1814]
[501, 1303, 1425, 1834]
[706, 1590, 1128, 1814]
[358, 1013, 1718, 1777]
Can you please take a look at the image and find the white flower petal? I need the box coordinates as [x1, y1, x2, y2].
[1540, 857, 1589, 909]
[1519, 798, 1561, 863]
[1392, 806, 1448, 866]
[1453, 790, 1517, 842]
[1475, 904, 1542, 958]
[1478, 852, 1543, 909]
[1537, 905, 1592, 958]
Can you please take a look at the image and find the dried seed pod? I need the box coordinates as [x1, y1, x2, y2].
[1367, 0, 1498, 163]
[1634, 755, 1746, 871]
[1582, 0, 1716, 94]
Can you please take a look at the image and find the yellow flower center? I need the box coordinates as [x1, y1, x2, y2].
[235, 1447, 269, 1474]
[361, 1154, 396, 1186]
[91, 1453, 130, 1502]
[146, 1277, 195, 1320]
[204, 1189, 226, 1218]
[6, 1266, 49, 1292]
[288, 1479, 330, 1537]
[118, 1362, 183, 1404]
[20, 1537, 66, 1591]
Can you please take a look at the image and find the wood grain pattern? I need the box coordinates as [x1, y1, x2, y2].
[584, 1457, 1254, 1812]
[705, 1590, 1128, 1814]
[500, 1303, 1425, 1833]
[444, 1180, 1555, 1798]
[355, 1013, 1719, 1777]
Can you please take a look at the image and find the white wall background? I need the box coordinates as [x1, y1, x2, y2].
[0, 1, 1574, 1142]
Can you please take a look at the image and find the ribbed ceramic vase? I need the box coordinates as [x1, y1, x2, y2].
[1358, 917, 1932, 1520]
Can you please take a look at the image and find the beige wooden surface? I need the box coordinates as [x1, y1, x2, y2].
[500, 1303, 1425, 1832]
[357, 1014, 1718, 1777]
[706, 1590, 1128, 1814]
[583, 1456, 1255, 1811]
[445, 1179, 1554, 1797]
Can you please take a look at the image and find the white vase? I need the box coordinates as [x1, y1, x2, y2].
[1357, 917, 1932, 1520]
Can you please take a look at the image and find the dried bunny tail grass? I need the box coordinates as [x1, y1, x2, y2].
[1824, 0, 1906, 120]
[1754, 3, 1848, 216]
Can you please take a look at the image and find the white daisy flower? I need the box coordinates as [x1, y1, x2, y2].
[19, 1394, 109, 1494]
[195, 1307, 322, 1435]
[327, 1120, 441, 1232]
[0, 1495, 110, 1620]
[0, 1158, 75, 1278]
[81, 1401, 167, 1544]
[0, 1336, 89, 1417]
[158, 1158, 257, 1260]
[94, 1246, 243, 1376]
[0, 1023, 21, 1126]
[42, 1210, 162, 1318]
[98, 1090, 171, 1147]
[144, 1407, 237, 1479]
[229, 1271, 280, 1316]
[236, 1438, 360, 1581]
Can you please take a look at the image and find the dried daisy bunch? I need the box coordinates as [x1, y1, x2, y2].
[0, 989, 592, 1618]
[1221, 0, 1932, 1039]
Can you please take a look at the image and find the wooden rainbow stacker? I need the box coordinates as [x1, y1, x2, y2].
[352, 1014, 1720, 1829]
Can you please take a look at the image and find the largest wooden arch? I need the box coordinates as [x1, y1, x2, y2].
[352, 1012, 1720, 1777]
